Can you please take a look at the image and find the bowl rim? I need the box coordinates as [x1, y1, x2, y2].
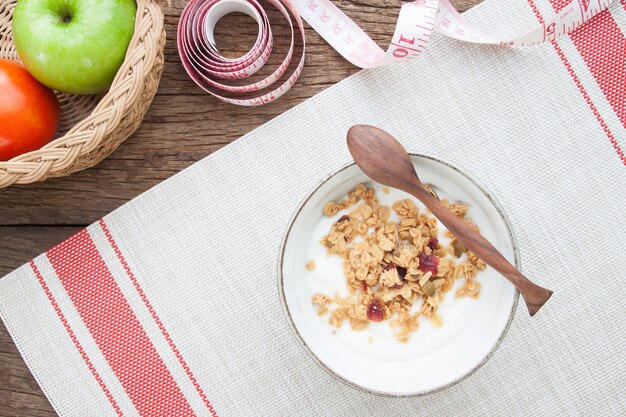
[277, 152, 520, 397]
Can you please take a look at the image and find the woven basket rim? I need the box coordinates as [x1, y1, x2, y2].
[0, 0, 165, 187]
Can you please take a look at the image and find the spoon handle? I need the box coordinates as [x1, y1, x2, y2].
[409, 180, 552, 316]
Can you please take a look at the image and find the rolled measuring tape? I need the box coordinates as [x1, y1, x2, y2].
[177, 0, 615, 106]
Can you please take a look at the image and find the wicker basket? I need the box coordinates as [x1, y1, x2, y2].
[0, 0, 165, 187]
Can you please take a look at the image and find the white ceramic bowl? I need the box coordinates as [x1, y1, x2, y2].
[278, 154, 519, 396]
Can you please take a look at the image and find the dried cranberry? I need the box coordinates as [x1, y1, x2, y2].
[361, 281, 368, 292]
[428, 237, 439, 251]
[367, 300, 384, 322]
[337, 215, 350, 223]
[383, 262, 396, 272]
[418, 253, 439, 275]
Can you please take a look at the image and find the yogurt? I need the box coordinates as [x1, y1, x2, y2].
[304, 184, 482, 362]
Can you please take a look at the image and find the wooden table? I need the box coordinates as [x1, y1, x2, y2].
[0, 0, 479, 414]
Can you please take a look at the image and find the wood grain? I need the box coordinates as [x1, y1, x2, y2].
[0, 0, 481, 415]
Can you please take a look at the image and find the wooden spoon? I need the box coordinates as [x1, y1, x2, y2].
[347, 124, 552, 316]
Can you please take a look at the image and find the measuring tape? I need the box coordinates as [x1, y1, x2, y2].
[177, 0, 614, 106]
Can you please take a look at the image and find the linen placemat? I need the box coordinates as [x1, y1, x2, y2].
[1, 0, 625, 415]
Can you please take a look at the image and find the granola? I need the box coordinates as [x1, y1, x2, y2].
[312, 184, 486, 343]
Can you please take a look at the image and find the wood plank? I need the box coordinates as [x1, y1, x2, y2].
[0, 1, 482, 415]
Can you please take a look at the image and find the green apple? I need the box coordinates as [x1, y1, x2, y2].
[12, 0, 136, 94]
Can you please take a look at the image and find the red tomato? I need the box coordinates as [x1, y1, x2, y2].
[0, 59, 60, 161]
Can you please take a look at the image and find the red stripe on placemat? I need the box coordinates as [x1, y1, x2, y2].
[29, 260, 123, 417]
[550, 0, 626, 129]
[526, 0, 626, 166]
[46, 229, 196, 417]
[99, 219, 219, 417]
